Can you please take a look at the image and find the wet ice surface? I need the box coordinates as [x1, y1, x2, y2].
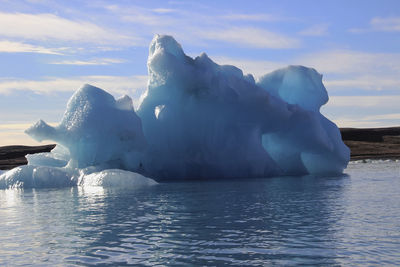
[1, 161, 399, 266]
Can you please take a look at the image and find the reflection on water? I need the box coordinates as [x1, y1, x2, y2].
[0, 161, 400, 266]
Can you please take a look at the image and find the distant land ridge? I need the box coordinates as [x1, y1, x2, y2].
[0, 144, 55, 170]
[341, 127, 400, 160]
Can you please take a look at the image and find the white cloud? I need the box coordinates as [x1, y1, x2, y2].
[212, 56, 286, 77]
[364, 113, 400, 121]
[221, 13, 286, 22]
[349, 16, 400, 33]
[0, 129, 44, 146]
[152, 8, 177, 14]
[0, 74, 149, 145]
[202, 50, 400, 92]
[295, 50, 400, 74]
[0, 12, 136, 45]
[50, 58, 126, 65]
[324, 76, 400, 91]
[201, 27, 300, 49]
[294, 50, 400, 92]
[330, 113, 400, 128]
[121, 13, 170, 26]
[0, 75, 148, 107]
[371, 17, 400, 32]
[324, 96, 400, 128]
[0, 123, 58, 146]
[0, 40, 63, 54]
[298, 24, 329, 36]
[106, 5, 178, 26]
[0, 122, 57, 131]
[331, 117, 395, 128]
[328, 95, 400, 108]
[102, 4, 300, 49]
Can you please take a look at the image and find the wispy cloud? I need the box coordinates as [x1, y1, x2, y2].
[324, 96, 400, 127]
[215, 50, 400, 74]
[331, 117, 399, 128]
[364, 113, 400, 121]
[212, 56, 286, 77]
[349, 16, 400, 33]
[50, 58, 126, 65]
[200, 27, 300, 49]
[0, 40, 63, 54]
[0, 128, 45, 146]
[294, 50, 400, 74]
[0, 122, 58, 146]
[213, 50, 400, 93]
[0, 12, 137, 45]
[329, 95, 400, 108]
[0, 74, 149, 146]
[120, 13, 172, 26]
[298, 24, 329, 36]
[329, 112, 400, 128]
[324, 76, 400, 91]
[152, 8, 177, 14]
[293, 50, 400, 79]
[0, 75, 148, 107]
[295, 50, 400, 92]
[370, 17, 400, 32]
[102, 4, 299, 49]
[221, 13, 287, 22]
[0, 122, 58, 145]
[106, 5, 178, 26]
[0, 122, 57, 131]
[0, 123, 39, 131]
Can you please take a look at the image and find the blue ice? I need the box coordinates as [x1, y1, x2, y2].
[0, 35, 349, 188]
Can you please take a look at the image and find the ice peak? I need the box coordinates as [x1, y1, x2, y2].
[149, 34, 184, 59]
[258, 65, 328, 112]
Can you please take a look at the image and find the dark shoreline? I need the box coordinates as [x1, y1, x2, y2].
[0, 144, 55, 170]
[1, 127, 399, 170]
[341, 127, 400, 160]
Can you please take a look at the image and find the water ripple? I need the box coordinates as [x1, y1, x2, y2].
[0, 162, 399, 265]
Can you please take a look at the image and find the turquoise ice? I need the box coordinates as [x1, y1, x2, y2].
[0, 35, 349, 188]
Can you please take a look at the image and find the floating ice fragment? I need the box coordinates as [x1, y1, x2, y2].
[0, 165, 75, 189]
[78, 169, 157, 187]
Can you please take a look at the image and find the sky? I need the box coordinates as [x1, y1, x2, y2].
[0, 0, 399, 146]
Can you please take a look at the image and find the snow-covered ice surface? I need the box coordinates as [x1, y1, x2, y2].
[0, 35, 349, 188]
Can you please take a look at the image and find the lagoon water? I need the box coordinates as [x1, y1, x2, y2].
[0, 161, 399, 266]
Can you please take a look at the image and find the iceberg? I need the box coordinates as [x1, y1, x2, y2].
[0, 35, 349, 188]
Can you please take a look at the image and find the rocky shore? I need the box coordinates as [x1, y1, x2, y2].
[341, 127, 400, 160]
[1, 127, 399, 170]
[0, 144, 55, 170]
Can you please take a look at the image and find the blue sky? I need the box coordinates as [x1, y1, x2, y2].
[0, 0, 399, 145]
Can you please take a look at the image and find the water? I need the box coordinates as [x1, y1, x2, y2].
[0, 161, 399, 266]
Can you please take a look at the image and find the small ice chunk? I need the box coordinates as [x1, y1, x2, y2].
[0, 166, 75, 189]
[79, 169, 157, 187]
